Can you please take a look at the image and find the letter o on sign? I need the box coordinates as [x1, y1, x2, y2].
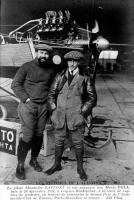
[7, 131, 14, 142]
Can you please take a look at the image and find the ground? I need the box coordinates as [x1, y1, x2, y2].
[0, 72, 134, 185]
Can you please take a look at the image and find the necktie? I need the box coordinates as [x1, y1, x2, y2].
[68, 71, 74, 86]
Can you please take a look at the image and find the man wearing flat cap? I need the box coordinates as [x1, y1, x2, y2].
[45, 50, 97, 181]
[11, 43, 55, 180]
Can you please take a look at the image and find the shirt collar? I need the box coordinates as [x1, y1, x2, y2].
[68, 67, 79, 76]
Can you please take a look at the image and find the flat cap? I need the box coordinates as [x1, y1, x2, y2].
[64, 51, 84, 60]
[34, 44, 53, 52]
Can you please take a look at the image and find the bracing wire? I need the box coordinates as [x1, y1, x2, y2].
[0, 78, 11, 86]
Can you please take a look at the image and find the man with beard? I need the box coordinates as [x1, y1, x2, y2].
[11, 44, 54, 180]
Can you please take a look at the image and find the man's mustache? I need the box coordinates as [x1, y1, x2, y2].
[38, 57, 50, 67]
[39, 57, 47, 62]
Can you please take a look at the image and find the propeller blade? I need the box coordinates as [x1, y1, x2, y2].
[92, 20, 99, 33]
[109, 43, 134, 47]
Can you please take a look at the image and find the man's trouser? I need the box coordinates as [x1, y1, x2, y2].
[45, 121, 87, 180]
[54, 122, 85, 149]
[18, 101, 48, 143]
[17, 101, 48, 168]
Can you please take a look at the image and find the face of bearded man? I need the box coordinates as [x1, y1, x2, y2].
[36, 50, 50, 66]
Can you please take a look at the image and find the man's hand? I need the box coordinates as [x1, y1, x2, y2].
[86, 114, 93, 128]
[25, 98, 31, 103]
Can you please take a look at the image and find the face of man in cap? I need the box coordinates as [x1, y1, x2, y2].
[67, 59, 80, 72]
[64, 50, 83, 72]
[36, 49, 50, 65]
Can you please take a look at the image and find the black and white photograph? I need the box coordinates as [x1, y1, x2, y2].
[0, 0, 134, 195]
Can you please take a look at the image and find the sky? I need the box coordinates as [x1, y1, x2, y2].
[0, 0, 134, 44]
